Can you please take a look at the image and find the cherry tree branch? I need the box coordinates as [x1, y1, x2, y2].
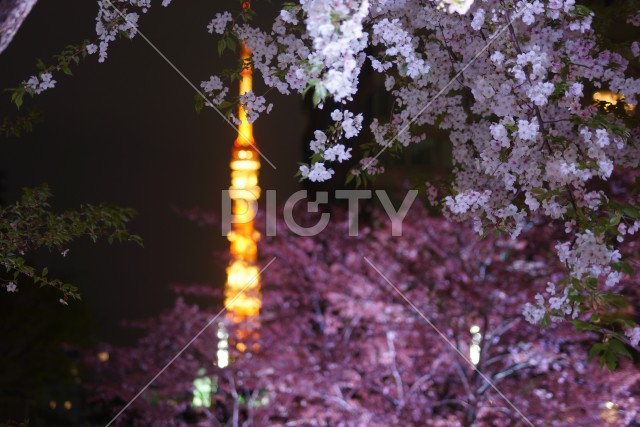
[0, 0, 37, 54]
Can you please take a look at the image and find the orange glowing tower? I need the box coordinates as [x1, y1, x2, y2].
[217, 41, 262, 368]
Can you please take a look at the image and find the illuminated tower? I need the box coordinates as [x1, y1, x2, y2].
[217, 42, 262, 368]
[592, 90, 636, 115]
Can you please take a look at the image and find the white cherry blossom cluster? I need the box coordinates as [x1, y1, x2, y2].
[303, 0, 370, 102]
[207, 12, 233, 35]
[556, 231, 622, 287]
[95, 0, 146, 63]
[23, 72, 56, 95]
[50, 0, 171, 69]
[627, 327, 640, 347]
[523, 283, 579, 325]
[17, 0, 640, 341]
[221, 0, 637, 329]
[238, 91, 273, 124]
[200, 75, 229, 105]
[299, 109, 358, 182]
[440, 0, 475, 14]
[616, 220, 640, 243]
[331, 109, 363, 139]
[370, 18, 430, 79]
[77, 0, 638, 334]
[299, 162, 335, 181]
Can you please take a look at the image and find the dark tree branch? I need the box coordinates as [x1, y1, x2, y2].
[0, 0, 37, 55]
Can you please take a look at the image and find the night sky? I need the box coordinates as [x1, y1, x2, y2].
[0, 0, 304, 344]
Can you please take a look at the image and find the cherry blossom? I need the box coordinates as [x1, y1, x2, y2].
[200, 75, 229, 105]
[238, 91, 273, 124]
[84, 205, 640, 426]
[12, 0, 640, 353]
[23, 72, 56, 95]
[207, 11, 233, 35]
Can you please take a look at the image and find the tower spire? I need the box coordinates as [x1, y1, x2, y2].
[217, 39, 262, 368]
[235, 43, 255, 147]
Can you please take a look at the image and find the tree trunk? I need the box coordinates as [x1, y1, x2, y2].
[0, 0, 38, 55]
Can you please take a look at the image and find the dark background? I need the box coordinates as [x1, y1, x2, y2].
[0, 0, 304, 345]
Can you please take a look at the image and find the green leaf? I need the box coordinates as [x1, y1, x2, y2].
[605, 351, 618, 372]
[539, 313, 551, 328]
[194, 93, 205, 113]
[0, 186, 142, 301]
[623, 206, 640, 220]
[572, 320, 598, 332]
[588, 343, 606, 360]
[217, 39, 226, 56]
[600, 292, 629, 309]
[609, 339, 632, 360]
[570, 4, 593, 18]
[312, 84, 327, 107]
[302, 80, 318, 98]
[226, 37, 236, 53]
[345, 173, 355, 185]
[11, 88, 25, 110]
[609, 215, 621, 226]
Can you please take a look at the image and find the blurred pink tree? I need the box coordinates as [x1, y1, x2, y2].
[85, 204, 640, 426]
